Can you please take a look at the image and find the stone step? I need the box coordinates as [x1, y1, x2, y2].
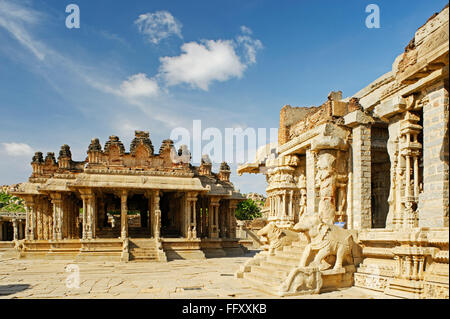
[266, 254, 300, 266]
[131, 254, 158, 259]
[292, 240, 308, 247]
[242, 275, 280, 295]
[260, 260, 295, 273]
[243, 271, 282, 288]
[250, 265, 289, 281]
[131, 257, 159, 261]
[0, 242, 14, 249]
[130, 252, 159, 259]
[131, 253, 158, 258]
[130, 247, 157, 252]
[78, 251, 121, 256]
[130, 248, 158, 253]
[130, 244, 156, 249]
[283, 245, 305, 253]
[276, 250, 303, 259]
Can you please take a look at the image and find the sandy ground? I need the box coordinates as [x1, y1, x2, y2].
[0, 250, 395, 299]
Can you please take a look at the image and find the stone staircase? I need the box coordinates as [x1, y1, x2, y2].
[239, 240, 306, 293]
[237, 240, 356, 296]
[129, 238, 166, 262]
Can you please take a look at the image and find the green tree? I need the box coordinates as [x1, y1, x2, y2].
[0, 192, 25, 212]
[235, 199, 262, 220]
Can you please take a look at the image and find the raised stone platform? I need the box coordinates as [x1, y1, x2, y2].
[162, 238, 246, 260]
[12, 237, 245, 262]
[236, 240, 356, 296]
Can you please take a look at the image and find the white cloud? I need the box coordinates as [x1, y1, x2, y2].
[2, 143, 33, 157]
[159, 39, 246, 91]
[119, 73, 159, 98]
[158, 26, 262, 91]
[135, 11, 182, 44]
[237, 26, 263, 65]
[240, 25, 253, 35]
[0, 0, 46, 60]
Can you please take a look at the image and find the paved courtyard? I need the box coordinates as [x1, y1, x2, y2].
[0, 250, 393, 299]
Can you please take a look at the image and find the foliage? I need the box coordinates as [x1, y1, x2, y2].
[235, 199, 262, 220]
[0, 192, 26, 212]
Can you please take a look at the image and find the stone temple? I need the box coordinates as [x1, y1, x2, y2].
[236, 5, 449, 299]
[10, 131, 244, 261]
[5, 4, 449, 300]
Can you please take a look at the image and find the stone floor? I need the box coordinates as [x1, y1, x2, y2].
[0, 250, 394, 299]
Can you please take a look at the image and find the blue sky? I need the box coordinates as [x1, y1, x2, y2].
[0, 0, 448, 195]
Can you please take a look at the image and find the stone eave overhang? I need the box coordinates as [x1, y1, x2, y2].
[278, 122, 350, 157]
[0, 211, 26, 220]
[65, 172, 208, 193]
[9, 182, 41, 196]
[237, 162, 264, 175]
[84, 168, 194, 178]
[373, 64, 449, 120]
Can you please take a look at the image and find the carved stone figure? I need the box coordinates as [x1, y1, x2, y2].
[14, 240, 24, 251]
[257, 222, 300, 255]
[315, 152, 337, 225]
[293, 214, 354, 270]
[278, 266, 322, 296]
[298, 189, 307, 218]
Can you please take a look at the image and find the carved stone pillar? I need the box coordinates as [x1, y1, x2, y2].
[421, 81, 449, 227]
[209, 198, 220, 238]
[385, 122, 401, 229]
[220, 204, 226, 239]
[19, 221, 24, 240]
[399, 111, 421, 229]
[228, 201, 238, 239]
[80, 190, 95, 240]
[12, 219, 18, 241]
[306, 148, 318, 216]
[62, 197, 69, 239]
[42, 202, 49, 240]
[266, 155, 299, 227]
[298, 171, 307, 222]
[144, 191, 154, 237]
[153, 191, 161, 239]
[34, 201, 40, 240]
[313, 150, 338, 225]
[120, 190, 128, 239]
[24, 202, 31, 240]
[344, 110, 373, 229]
[27, 199, 37, 240]
[201, 197, 208, 238]
[50, 193, 64, 240]
[185, 192, 197, 239]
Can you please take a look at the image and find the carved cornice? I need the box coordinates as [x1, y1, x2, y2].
[83, 168, 194, 178]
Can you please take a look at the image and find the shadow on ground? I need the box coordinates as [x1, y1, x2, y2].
[0, 284, 30, 296]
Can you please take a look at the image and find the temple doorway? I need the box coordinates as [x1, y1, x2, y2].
[127, 193, 150, 238]
[1, 222, 13, 241]
[160, 192, 182, 238]
[371, 125, 390, 228]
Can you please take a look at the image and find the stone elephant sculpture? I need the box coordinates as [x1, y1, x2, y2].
[257, 222, 300, 255]
[293, 214, 354, 270]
